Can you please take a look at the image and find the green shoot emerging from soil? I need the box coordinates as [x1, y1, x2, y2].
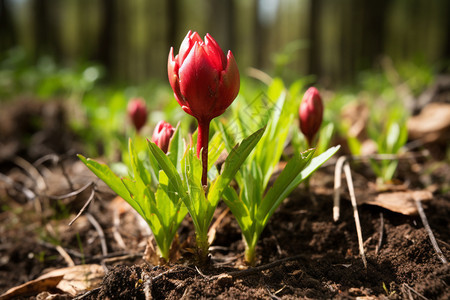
[79, 126, 188, 262]
[148, 127, 265, 263]
[216, 79, 340, 265]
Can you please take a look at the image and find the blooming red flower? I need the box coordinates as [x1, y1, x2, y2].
[128, 98, 148, 133]
[299, 87, 323, 147]
[168, 31, 240, 123]
[151, 121, 175, 154]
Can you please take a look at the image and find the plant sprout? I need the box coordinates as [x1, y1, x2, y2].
[217, 79, 340, 264]
[79, 126, 187, 262]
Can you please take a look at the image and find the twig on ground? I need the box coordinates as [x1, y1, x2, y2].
[112, 209, 127, 250]
[333, 156, 347, 222]
[195, 266, 207, 278]
[436, 238, 450, 250]
[55, 245, 75, 267]
[343, 161, 367, 268]
[0, 172, 36, 201]
[68, 188, 95, 226]
[265, 286, 282, 300]
[143, 273, 152, 300]
[415, 199, 448, 264]
[14, 156, 47, 192]
[207, 207, 230, 245]
[49, 181, 94, 200]
[86, 212, 108, 257]
[268, 224, 283, 256]
[375, 212, 384, 255]
[402, 283, 430, 300]
[213, 254, 305, 279]
[33, 153, 59, 167]
[333, 151, 429, 222]
[38, 241, 84, 259]
[73, 287, 101, 300]
[59, 158, 74, 190]
[101, 253, 144, 265]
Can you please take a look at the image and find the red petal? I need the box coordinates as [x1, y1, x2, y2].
[215, 50, 240, 115]
[178, 31, 202, 65]
[168, 48, 186, 106]
[204, 33, 227, 70]
[178, 42, 221, 120]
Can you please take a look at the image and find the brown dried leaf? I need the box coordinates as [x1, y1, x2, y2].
[54, 264, 104, 296]
[0, 275, 64, 300]
[363, 190, 433, 215]
[408, 103, 450, 143]
[0, 264, 104, 299]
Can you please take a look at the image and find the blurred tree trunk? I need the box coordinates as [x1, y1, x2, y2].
[208, 0, 234, 51]
[0, 0, 15, 52]
[95, 0, 114, 80]
[308, 0, 321, 79]
[166, 0, 177, 50]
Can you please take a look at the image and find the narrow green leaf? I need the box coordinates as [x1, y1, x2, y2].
[180, 147, 208, 234]
[147, 140, 187, 202]
[260, 145, 340, 225]
[121, 178, 147, 220]
[222, 185, 252, 234]
[129, 139, 151, 187]
[258, 149, 315, 223]
[78, 155, 133, 204]
[167, 123, 184, 171]
[208, 127, 265, 208]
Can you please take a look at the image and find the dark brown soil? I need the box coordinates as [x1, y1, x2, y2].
[0, 99, 449, 299]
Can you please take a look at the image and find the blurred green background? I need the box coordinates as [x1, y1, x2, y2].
[1, 0, 449, 86]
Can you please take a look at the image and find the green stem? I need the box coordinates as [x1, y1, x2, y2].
[195, 231, 210, 264]
[196, 119, 210, 187]
[244, 242, 257, 266]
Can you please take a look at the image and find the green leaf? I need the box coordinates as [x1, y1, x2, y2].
[78, 155, 133, 204]
[208, 127, 265, 208]
[316, 122, 335, 155]
[147, 140, 187, 203]
[121, 177, 148, 220]
[167, 123, 184, 172]
[129, 139, 152, 187]
[258, 149, 315, 225]
[259, 145, 340, 225]
[180, 147, 208, 233]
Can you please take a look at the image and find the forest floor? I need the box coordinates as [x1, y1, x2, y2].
[0, 99, 449, 299]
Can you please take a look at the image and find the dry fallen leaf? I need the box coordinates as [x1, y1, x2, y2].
[0, 264, 104, 299]
[0, 275, 64, 300]
[362, 190, 433, 215]
[408, 102, 450, 143]
[54, 264, 104, 296]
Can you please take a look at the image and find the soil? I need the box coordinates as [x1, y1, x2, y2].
[0, 98, 449, 299]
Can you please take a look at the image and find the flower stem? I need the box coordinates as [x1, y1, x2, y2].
[197, 119, 210, 187]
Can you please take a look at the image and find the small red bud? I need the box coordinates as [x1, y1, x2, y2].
[128, 98, 148, 133]
[151, 121, 175, 153]
[299, 87, 323, 147]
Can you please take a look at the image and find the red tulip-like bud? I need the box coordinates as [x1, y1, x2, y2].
[299, 87, 324, 147]
[151, 121, 175, 154]
[128, 98, 148, 133]
[168, 31, 240, 122]
[168, 31, 240, 186]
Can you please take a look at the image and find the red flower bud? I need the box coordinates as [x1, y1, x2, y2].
[128, 98, 148, 133]
[168, 31, 240, 123]
[151, 121, 175, 154]
[299, 87, 323, 147]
